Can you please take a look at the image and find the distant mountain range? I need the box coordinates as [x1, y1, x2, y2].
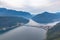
[47, 23, 60, 40]
[0, 8, 60, 24]
[0, 8, 32, 19]
[32, 12, 60, 24]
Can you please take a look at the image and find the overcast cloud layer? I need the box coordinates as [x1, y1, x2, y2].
[0, 0, 60, 14]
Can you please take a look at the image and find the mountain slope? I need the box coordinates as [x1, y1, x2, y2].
[47, 22, 60, 40]
[32, 12, 60, 24]
[0, 16, 29, 34]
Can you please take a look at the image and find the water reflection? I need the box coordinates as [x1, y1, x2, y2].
[0, 26, 46, 40]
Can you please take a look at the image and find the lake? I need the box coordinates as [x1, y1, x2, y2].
[0, 26, 46, 40]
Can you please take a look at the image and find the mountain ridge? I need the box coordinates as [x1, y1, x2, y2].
[0, 8, 32, 19]
[32, 12, 60, 24]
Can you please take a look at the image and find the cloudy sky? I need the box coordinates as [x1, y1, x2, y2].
[0, 0, 60, 14]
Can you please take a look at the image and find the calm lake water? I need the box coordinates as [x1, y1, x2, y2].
[0, 26, 46, 40]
